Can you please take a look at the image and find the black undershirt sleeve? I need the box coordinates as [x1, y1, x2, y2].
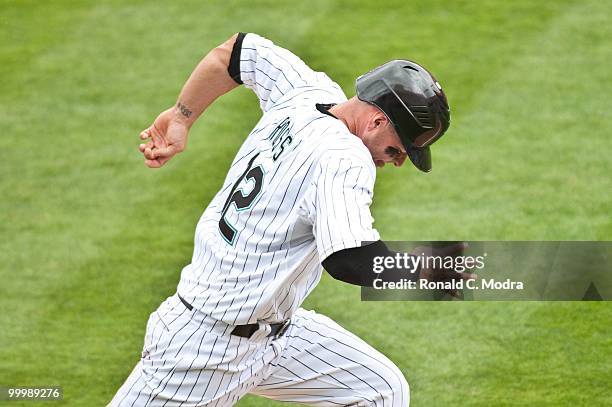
[322, 241, 420, 287]
[227, 32, 247, 85]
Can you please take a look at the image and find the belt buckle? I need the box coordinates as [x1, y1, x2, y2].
[274, 319, 291, 339]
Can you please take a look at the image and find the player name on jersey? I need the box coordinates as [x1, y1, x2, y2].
[267, 117, 292, 161]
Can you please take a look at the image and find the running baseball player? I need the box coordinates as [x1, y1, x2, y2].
[110, 32, 454, 406]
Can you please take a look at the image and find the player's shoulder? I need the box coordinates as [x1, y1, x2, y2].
[318, 129, 375, 172]
[276, 88, 346, 138]
[270, 79, 346, 115]
[306, 114, 376, 177]
[264, 88, 375, 175]
[287, 101, 372, 163]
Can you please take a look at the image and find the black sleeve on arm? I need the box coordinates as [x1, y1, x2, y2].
[227, 32, 247, 85]
[322, 241, 419, 287]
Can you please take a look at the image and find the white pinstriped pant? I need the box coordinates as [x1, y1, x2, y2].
[109, 294, 409, 406]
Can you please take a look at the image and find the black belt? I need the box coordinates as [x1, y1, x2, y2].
[178, 294, 289, 339]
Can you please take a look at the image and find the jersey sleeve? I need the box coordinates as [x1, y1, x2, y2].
[228, 32, 323, 112]
[312, 151, 381, 262]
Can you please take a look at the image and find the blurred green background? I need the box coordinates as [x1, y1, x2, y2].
[1, 0, 610, 405]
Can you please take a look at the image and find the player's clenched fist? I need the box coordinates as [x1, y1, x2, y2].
[139, 107, 189, 168]
[415, 242, 477, 298]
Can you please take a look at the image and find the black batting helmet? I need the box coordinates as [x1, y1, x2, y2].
[356, 60, 450, 172]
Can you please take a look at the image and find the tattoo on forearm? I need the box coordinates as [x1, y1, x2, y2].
[177, 102, 193, 118]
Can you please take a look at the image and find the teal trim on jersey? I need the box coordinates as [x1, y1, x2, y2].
[221, 164, 266, 246]
[220, 219, 239, 246]
[235, 165, 265, 213]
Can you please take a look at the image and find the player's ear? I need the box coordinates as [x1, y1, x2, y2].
[373, 112, 389, 129]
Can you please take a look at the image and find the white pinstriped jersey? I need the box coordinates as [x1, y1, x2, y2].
[176, 33, 380, 325]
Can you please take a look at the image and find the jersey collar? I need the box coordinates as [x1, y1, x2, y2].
[315, 103, 339, 120]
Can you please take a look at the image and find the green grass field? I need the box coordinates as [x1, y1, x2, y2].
[1, 0, 610, 405]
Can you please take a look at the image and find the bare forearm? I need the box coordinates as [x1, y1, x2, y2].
[174, 34, 240, 127]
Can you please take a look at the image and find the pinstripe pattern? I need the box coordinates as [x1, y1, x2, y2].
[110, 302, 408, 406]
[176, 33, 379, 326]
[252, 308, 409, 406]
[111, 33, 408, 406]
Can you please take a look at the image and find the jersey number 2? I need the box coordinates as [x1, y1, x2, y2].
[219, 153, 264, 245]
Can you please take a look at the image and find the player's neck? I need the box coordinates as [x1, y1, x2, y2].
[329, 98, 359, 136]
[329, 97, 370, 139]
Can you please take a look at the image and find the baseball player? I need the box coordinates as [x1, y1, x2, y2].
[110, 32, 453, 406]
